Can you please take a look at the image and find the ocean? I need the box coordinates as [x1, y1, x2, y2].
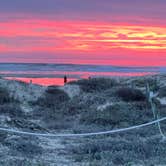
[0, 63, 165, 86]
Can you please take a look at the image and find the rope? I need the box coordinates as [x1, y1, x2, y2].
[0, 117, 166, 138]
[157, 114, 166, 138]
[146, 82, 166, 138]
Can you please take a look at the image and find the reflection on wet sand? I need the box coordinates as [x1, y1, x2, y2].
[5, 77, 77, 86]
[5, 71, 156, 86]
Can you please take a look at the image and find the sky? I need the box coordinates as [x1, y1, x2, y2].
[0, 0, 166, 66]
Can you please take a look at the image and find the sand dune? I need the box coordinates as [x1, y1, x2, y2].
[0, 75, 166, 165]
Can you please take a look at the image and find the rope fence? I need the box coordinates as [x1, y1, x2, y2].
[146, 82, 166, 139]
[0, 117, 166, 138]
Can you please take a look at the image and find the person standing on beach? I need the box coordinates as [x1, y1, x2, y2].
[64, 75, 67, 84]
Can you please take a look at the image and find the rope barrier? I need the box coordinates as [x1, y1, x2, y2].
[0, 117, 166, 138]
[146, 82, 166, 138]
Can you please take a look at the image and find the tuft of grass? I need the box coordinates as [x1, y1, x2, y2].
[69, 78, 118, 93]
[116, 87, 146, 102]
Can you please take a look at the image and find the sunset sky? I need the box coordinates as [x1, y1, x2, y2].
[0, 0, 166, 66]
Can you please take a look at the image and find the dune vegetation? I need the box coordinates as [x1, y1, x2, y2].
[0, 75, 166, 165]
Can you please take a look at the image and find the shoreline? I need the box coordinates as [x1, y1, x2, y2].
[1, 72, 162, 86]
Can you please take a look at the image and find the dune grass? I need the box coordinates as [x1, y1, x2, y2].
[69, 77, 118, 93]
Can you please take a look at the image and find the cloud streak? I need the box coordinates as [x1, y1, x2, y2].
[0, 0, 166, 25]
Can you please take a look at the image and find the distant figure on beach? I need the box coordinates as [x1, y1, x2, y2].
[64, 75, 67, 84]
[30, 80, 32, 84]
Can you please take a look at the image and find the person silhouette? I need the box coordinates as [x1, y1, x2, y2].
[64, 75, 67, 84]
[30, 80, 32, 84]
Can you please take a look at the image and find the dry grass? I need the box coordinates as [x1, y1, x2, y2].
[69, 78, 118, 93]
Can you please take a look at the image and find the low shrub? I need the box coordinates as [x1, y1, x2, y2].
[158, 86, 166, 97]
[70, 136, 166, 164]
[0, 103, 24, 118]
[36, 86, 70, 108]
[5, 136, 43, 157]
[132, 77, 159, 91]
[0, 132, 8, 142]
[32, 105, 76, 130]
[79, 102, 153, 128]
[116, 87, 146, 102]
[69, 78, 118, 93]
[0, 87, 11, 104]
[79, 104, 127, 126]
